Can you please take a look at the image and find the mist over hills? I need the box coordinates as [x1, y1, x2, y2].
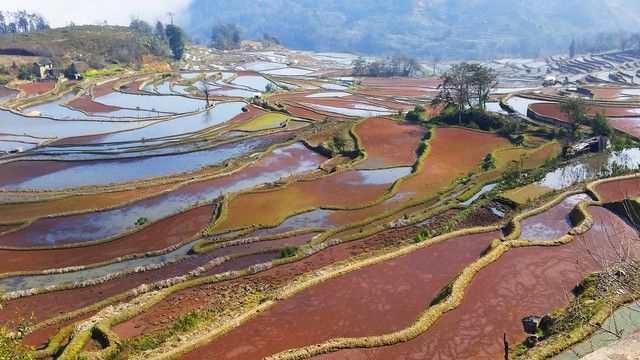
[179, 0, 640, 60]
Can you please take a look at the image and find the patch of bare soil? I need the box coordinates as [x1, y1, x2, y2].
[456, 202, 510, 229]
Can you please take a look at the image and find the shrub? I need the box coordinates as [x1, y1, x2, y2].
[405, 105, 428, 122]
[413, 228, 430, 243]
[135, 217, 148, 226]
[279, 245, 298, 259]
[17, 65, 33, 80]
[173, 310, 201, 332]
[480, 153, 496, 171]
[64, 63, 78, 79]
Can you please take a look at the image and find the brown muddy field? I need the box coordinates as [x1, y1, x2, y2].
[354, 117, 426, 168]
[14, 81, 55, 95]
[530, 102, 639, 120]
[66, 92, 121, 114]
[115, 222, 438, 342]
[0, 160, 75, 188]
[0, 251, 277, 336]
[228, 104, 266, 122]
[523, 143, 562, 169]
[397, 127, 510, 204]
[113, 252, 279, 339]
[218, 172, 391, 231]
[0, 85, 18, 98]
[314, 206, 639, 360]
[608, 117, 640, 138]
[595, 176, 640, 202]
[585, 87, 621, 99]
[319, 128, 510, 228]
[0, 135, 321, 250]
[0, 225, 17, 234]
[92, 79, 118, 97]
[185, 231, 499, 360]
[281, 102, 328, 120]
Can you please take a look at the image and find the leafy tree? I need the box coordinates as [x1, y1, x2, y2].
[154, 21, 167, 40]
[64, 62, 78, 79]
[165, 24, 186, 60]
[591, 111, 613, 137]
[17, 65, 32, 80]
[264, 83, 278, 93]
[129, 18, 152, 35]
[150, 37, 171, 57]
[351, 56, 367, 76]
[433, 63, 472, 124]
[481, 153, 496, 171]
[352, 54, 422, 77]
[558, 97, 590, 132]
[468, 63, 497, 111]
[34, 16, 48, 30]
[558, 97, 590, 156]
[17, 11, 28, 32]
[367, 60, 386, 77]
[390, 54, 422, 77]
[332, 135, 345, 152]
[211, 24, 243, 50]
[432, 62, 497, 124]
[569, 38, 576, 58]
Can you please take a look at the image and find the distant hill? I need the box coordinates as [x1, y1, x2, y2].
[0, 25, 169, 72]
[179, 0, 640, 60]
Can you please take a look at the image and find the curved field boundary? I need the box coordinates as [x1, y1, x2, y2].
[262, 189, 596, 360]
[26, 174, 636, 359]
[456, 138, 559, 203]
[198, 118, 376, 240]
[11, 129, 616, 358]
[138, 193, 592, 359]
[0, 138, 331, 281]
[0, 133, 314, 250]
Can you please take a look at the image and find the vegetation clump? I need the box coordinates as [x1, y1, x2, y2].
[413, 228, 430, 243]
[352, 54, 423, 77]
[405, 105, 428, 123]
[432, 62, 497, 124]
[279, 246, 298, 259]
[165, 24, 186, 60]
[212, 24, 243, 50]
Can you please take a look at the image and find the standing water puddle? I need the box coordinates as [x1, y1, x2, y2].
[518, 193, 591, 240]
[461, 183, 498, 206]
[0, 143, 326, 246]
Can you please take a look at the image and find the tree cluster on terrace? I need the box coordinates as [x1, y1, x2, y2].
[127, 19, 185, 61]
[351, 54, 423, 77]
[262, 32, 281, 47]
[211, 24, 244, 50]
[0, 10, 48, 34]
[557, 97, 617, 156]
[431, 62, 497, 124]
[569, 31, 640, 57]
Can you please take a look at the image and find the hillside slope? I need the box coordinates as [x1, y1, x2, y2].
[0, 25, 169, 71]
[179, 0, 640, 59]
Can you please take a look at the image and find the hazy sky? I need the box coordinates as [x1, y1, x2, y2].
[1, 0, 194, 28]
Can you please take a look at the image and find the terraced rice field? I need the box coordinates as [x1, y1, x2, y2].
[3, 45, 640, 360]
